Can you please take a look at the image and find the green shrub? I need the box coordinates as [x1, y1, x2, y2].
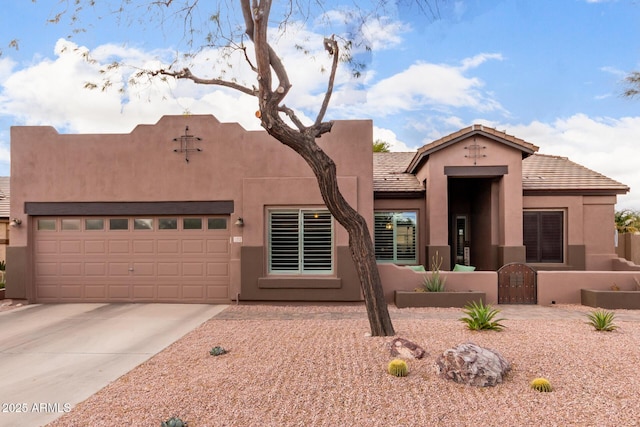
[586, 309, 618, 331]
[387, 359, 408, 377]
[420, 251, 447, 292]
[459, 300, 506, 331]
[530, 377, 552, 392]
[161, 417, 188, 427]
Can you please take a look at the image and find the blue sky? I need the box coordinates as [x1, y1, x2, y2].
[1, 0, 640, 207]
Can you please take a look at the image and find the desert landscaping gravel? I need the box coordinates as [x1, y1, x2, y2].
[47, 304, 640, 427]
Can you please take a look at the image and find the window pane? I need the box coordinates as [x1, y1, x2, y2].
[269, 212, 300, 272]
[37, 219, 56, 231]
[61, 219, 81, 231]
[109, 218, 129, 230]
[85, 219, 104, 230]
[134, 218, 153, 230]
[395, 213, 417, 262]
[523, 211, 563, 263]
[374, 212, 417, 264]
[302, 212, 332, 271]
[183, 218, 202, 230]
[374, 213, 394, 261]
[208, 218, 227, 230]
[158, 218, 177, 230]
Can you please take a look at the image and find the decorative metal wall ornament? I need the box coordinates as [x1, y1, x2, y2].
[464, 137, 487, 165]
[172, 126, 202, 163]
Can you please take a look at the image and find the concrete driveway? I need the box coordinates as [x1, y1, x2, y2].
[0, 303, 227, 427]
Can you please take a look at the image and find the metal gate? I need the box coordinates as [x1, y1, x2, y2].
[497, 262, 537, 304]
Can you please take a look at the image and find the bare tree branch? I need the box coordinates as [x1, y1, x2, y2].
[151, 67, 258, 96]
[314, 36, 339, 128]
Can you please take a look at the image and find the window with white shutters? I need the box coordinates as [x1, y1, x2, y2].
[268, 209, 333, 274]
[374, 212, 417, 264]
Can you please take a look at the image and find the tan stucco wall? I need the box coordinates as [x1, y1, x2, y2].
[10, 115, 374, 301]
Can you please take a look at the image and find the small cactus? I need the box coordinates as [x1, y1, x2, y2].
[209, 346, 227, 356]
[161, 416, 188, 427]
[387, 359, 408, 377]
[530, 377, 552, 392]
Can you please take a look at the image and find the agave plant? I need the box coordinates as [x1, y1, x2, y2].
[459, 300, 506, 331]
[586, 309, 618, 331]
[420, 251, 447, 292]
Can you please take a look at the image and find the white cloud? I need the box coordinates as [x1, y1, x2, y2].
[498, 114, 640, 209]
[373, 126, 414, 151]
[335, 54, 505, 118]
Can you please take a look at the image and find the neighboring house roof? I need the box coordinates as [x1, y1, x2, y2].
[406, 124, 539, 173]
[523, 154, 629, 195]
[0, 177, 9, 219]
[373, 152, 424, 197]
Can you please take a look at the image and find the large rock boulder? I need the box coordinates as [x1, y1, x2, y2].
[389, 337, 426, 359]
[436, 342, 511, 387]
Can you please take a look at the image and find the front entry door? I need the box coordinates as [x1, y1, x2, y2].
[497, 263, 537, 304]
[453, 215, 470, 266]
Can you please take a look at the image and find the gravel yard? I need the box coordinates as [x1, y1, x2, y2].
[46, 304, 640, 427]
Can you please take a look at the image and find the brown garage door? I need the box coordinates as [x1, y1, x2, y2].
[33, 216, 231, 303]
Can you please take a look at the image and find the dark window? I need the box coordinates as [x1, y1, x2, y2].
[523, 211, 563, 263]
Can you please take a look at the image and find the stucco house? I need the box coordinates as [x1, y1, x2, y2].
[6, 115, 634, 305]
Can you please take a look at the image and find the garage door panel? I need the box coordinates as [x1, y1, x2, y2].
[182, 285, 205, 298]
[108, 285, 130, 298]
[108, 262, 131, 276]
[158, 262, 180, 276]
[36, 262, 59, 277]
[182, 240, 205, 254]
[85, 262, 106, 276]
[109, 240, 130, 254]
[34, 215, 231, 303]
[36, 240, 58, 254]
[60, 263, 82, 276]
[85, 240, 107, 254]
[132, 285, 155, 299]
[60, 240, 82, 254]
[60, 285, 82, 298]
[84, 285, 106, 299]
[183, 262, 204, 276]
[207, 239, 229, 254]
[132, 262, 154, 276]
[207, 262, 229, 276]
[133, 240, 155, 254]
[158, 285, 180, 299]
[158, 240, 179, 254]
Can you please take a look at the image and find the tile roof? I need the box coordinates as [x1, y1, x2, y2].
[407, 124, 539, 173]
[522, 154, 629, 193]
[0, 177, 9, 218]
[373, 152, 424, 194]
[374, 153, 628, 195]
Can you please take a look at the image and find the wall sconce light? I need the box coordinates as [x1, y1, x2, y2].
[10, 218, 22, 227]
[234, 218, 244, 227]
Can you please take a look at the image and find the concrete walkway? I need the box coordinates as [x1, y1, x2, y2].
[0, 303, 227, 427]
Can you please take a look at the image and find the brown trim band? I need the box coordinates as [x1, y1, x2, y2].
[24, 201, 234, 216]
[444, 165, 508, 177]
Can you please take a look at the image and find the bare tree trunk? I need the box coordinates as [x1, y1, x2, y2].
[261, 118, 395, 336]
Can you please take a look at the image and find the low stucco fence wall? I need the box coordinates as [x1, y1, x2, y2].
[378, 264, 497, 304]
[537, 271, 640, 305]
[380, 263, 640, 306]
